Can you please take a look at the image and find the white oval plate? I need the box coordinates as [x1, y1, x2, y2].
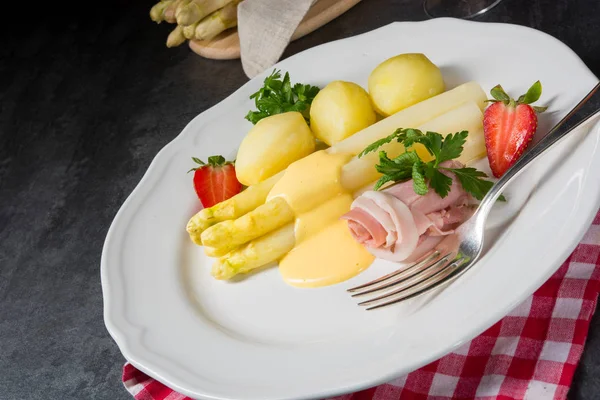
[102, 19, 600, 400]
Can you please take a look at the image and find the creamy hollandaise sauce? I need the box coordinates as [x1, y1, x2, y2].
[267, 150, 374, 288]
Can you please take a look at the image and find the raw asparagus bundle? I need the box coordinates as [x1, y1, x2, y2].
[149, 0, 242, 47]
[186, 83, 489, 279]
[177, 0, 234, 26]
[194, 0, 239, 41]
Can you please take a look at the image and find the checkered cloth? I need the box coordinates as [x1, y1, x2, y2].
[122, 211, 600, 400]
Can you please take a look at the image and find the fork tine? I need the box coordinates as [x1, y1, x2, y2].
[365, 256, 470, 311]
[347, 250, 440, 294]
[358, 254, 454, 307]
[351, 251, 450, 298]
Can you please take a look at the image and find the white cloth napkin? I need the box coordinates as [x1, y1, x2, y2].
[238, 0, 316, 78]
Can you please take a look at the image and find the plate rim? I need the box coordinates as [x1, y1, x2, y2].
[102, 18, 600, 400]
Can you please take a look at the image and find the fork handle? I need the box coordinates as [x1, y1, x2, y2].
[478, 81, 600, 217]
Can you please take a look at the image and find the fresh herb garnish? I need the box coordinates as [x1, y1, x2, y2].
[245, 70, 320, 125]
[360, 128, 503, 200]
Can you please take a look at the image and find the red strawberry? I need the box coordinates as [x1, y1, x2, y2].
[483, 81, 547, 178]
[188, 155, 242, 208]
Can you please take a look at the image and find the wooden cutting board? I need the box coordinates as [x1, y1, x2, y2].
[188, 0, 362, 60]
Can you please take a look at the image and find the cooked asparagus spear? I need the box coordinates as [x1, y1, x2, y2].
[211, 224, 295, 280]
[186, 172, 282, 244]
[177, 0, 234, 26]
[166, 25, 186, 47]
[201, 197, 294, 248]
[204, 245, 237, 258]
[194, 0, 240, 41]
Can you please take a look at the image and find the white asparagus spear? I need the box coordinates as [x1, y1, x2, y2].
[177, 0, 234, 26]
[166, 25, 186, 47]
[341, 101, 485, 191]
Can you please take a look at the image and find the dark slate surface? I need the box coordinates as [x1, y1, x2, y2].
[1, 0, 599, 399]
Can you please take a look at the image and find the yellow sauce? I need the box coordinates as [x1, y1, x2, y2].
[294, 194, 354, 243]
[268, 150, 350, 213]
[267, 150, 375, 288]
[281, 219, 374, 287]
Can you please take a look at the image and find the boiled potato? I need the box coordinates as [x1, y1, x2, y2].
[368, 53, 445, 117]
[236, 112, 315, 186]
[309, 81, 376, 146]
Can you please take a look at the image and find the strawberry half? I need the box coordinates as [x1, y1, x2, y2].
[483, 81, 548, 178]
[188, 155, 242, 208]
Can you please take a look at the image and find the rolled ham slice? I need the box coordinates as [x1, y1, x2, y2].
[341, 160, 474, 263]
[384, 160, 471, 214]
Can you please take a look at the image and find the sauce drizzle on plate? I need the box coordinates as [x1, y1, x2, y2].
[267, 150, 374, 287]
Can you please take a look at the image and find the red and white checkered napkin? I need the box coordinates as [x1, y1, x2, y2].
[122, 211, 600, 400]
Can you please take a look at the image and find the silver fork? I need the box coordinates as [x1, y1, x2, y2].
[349, 82, 600, 310]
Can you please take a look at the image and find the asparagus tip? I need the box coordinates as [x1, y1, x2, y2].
[166, 25, 186, 48]
[149, 2, 168, 22]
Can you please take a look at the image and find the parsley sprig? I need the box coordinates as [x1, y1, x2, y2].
[245, 70, 320, 125]
[360, 128, 502, 200]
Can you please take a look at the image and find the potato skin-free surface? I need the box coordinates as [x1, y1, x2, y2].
[235, 112, 316, 186]
[310, 81, 376, 146]
[369, 53, 445, 117]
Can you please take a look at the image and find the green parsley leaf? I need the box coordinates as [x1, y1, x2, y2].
[363, 126, 502, 201]
[245, 69, 320, 125]
[373, 174, 396, 191]
[375, 151, 418, 177]
[263, 70, 282, 91]
[422, 131, 442, 160]
[288, 100, 310, 113]
[372, 151, 421, 190]
[445, 167, 505, 201]
[398, 130, 444, 162]
[373, 151, 400, 175]
[412, 160, 428, 195]
[426, 164, 453, 198]
[358, 128, 405, 158]
[281, 72, 292, 103]
[256, 96, 284, 115]
[293, 83, 320, 102]
[397, 128, 424, 148]
[438, 131, 468, 164]
[245, 110, 269, 124]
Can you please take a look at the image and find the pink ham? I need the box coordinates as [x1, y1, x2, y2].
[384, 160, 471, 214]
[343, 207, 388, 247]
[341, 160, 474, 263]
